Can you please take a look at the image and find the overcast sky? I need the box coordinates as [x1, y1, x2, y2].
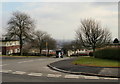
[1, 2, 118, 40]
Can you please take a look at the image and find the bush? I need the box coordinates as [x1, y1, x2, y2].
[89, 52, 93, 56]
[94, 47, 120, 60]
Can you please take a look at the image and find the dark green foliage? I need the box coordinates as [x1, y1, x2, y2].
[113, 38, 119, 43]
[89, 52, 93, 56]
[95, 47, 120, 60]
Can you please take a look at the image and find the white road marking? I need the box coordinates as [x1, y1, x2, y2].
[18, 62, 25, 63]
[0, 64, 8, 66]
[84, 76, 100, 79]
[37, 59, 45, 61]
[1, 70, 12, 73]
[12, 71, 26, 75]
[18, 60, 34, 63]
[104, 78, 118, 80]
[23, 61, 29, 62]
[47, 74, 61, 77]
[0, 65, 3, 66]
[26, 60, 34, 62]
[28, 73, 42, 76]
[64, 75, 79, 79]
[0, 69, 118, 80]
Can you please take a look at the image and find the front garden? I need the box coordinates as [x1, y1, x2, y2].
[73, 47, 120, 67]
[73, 56, 120, 67]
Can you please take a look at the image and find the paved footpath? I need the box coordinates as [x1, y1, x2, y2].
[48, 57, 120, 78]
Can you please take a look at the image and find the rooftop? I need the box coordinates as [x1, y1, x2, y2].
[0, 40, 19, 42]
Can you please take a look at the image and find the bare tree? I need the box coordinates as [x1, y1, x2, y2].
[43, 35, 57, 54]
[33, 30, 47, 55]
[76, 18, 111, 54]
[7, 11, 35, 55]
[33, 30, 57, 55]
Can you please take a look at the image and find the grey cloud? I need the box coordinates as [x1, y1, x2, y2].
[2, 2, 118, 40]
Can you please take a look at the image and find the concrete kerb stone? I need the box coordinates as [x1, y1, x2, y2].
[47, 64, 120, 78]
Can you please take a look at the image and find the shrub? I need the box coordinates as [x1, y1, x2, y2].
[94, 47, 120, 60]
[89, 52, 93, 56]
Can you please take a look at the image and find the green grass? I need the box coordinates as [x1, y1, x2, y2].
[73, 57, 120, 67]
[0, 55, 47, 57]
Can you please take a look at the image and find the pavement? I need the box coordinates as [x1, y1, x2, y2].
[48, 57, 120, 78]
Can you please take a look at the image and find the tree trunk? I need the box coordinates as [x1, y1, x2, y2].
[39, 48, 42, 55]
[92, 46, 96, 57]
[47, 48, 49, 55]
[20, 37, 23, 56]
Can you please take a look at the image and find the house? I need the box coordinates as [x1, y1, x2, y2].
[0, 40, 20, 55]
[67, 49, 92, 56]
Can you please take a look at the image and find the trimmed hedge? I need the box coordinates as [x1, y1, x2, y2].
[89, 52, 93, 56]
[94, 47, 120, 60]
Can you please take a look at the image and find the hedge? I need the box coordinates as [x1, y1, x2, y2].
[94, 47, 120, 60]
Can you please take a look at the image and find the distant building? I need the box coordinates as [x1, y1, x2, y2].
[67, 49, 92, 56]
[28, 48, 56, 55]
[0, 40, 20, 55]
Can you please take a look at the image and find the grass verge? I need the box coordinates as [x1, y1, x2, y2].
[72, 56, 120, 67]
[0, 55, 47, 57]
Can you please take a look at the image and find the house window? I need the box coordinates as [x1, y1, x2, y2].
[10, 50, 13, 54]
[12, 42, 15, 45]
[10, 43, 12, 46]
[6, 50, 9, 55]
[17, 48, 20, 52]
[15, 49, 18, 53]
[14, 42, 16, 45]
[6, 43, 9, 46]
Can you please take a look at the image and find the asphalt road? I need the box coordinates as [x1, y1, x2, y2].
[2, 73, 118, 82]
[1, 56, 119, 82]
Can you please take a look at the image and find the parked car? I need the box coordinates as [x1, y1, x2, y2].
[56, 50, 63, 58]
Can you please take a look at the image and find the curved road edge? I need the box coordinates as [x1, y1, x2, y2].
[47, 61, 120, 78]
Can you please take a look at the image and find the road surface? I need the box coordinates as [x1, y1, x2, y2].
[1, 56, 119, 82]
